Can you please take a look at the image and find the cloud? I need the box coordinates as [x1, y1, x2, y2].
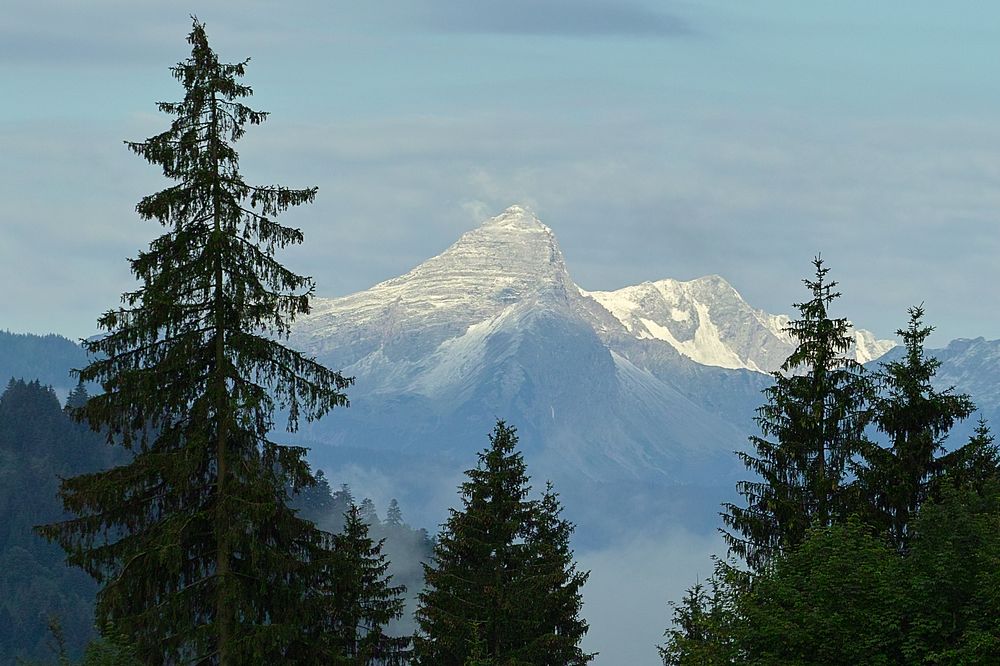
[10, 105, 1000, 344]
[414, 0, 693, 38]
[577, 530, 724, 665]
[231, 108, 1000, 346]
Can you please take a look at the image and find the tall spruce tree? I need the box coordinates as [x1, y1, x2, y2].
[859, 306, 974, 550]
[722, 257, 871, 570]
[384, 499, 403, 528]
[414, 421, 592, 665]
[38, 19, 350, 664]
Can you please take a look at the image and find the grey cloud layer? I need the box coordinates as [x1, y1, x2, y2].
[412, 0, 693, 37]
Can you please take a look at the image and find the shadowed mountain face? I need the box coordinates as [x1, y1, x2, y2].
[284, 206, 902, 539]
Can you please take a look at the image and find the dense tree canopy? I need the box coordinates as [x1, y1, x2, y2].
[0, 380, 117, 663]
[667, 269, 1000, 665]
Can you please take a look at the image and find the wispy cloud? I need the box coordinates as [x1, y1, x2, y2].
[414, 0, 694, 38]
[578, 531, 723, 665]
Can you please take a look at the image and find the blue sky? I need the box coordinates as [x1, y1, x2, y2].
[3, 1, 999, 344]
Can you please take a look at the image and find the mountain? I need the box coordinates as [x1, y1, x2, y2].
[584, 276, 894, 373]
[0, 330, 87, 396]
[285, 206, 900, 539]
[3, 207, 993, 544]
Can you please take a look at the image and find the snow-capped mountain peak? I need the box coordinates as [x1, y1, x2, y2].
[295, 205, 575, 363]
[582, 274, 895, 373]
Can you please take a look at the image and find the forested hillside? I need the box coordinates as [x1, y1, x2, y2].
[0, 376, 433, 662]
[0, 331, 86, 395]
[0, 380, 114, 662]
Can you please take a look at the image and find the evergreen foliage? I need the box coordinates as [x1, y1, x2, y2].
[520, 483, 591, 664]
[313, 504, 409, 665]
[0, 379, 116, 663]
[36, 19, 350, 664]
[359, 497, 380, 525]
[288, 480, 434, 641]
[662, 497, 1000, 665]
[414, 421, 592, 665]
[289, 469, 350, 534]
[723, 257, 871, 570]
[666, 265, 1000, 664]
[858, 306, 975, 550]
[934, 418, 1000, 497]
[659, 563, 741, 666]
[385, 499, 403, 528]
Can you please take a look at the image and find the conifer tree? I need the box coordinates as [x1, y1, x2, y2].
[64, 380, 90, 413]
[935, 418, 1000, 497]
[859, 306, 974, 550]
[38, 19, 350, 664]
[722, 257, 871, 570]
[384, 499, 403, 528]
[414, 421, 592, 665]
[358, 497, 379, 525]
[659, 566, 741, 666]
[317, 505, 409, 665]
[522, 483, 592, 665]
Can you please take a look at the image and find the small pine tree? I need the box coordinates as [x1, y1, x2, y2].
[522, 483, 593, 665]
[722, 257, 872, 570]
[317, 504, 409, 665]
[358, 497, 379, 525]
[385, 499, 403, 528]
[336, 483, 356, 507]
[659, 566, 741, 666]
[933, 418, 1000, 499]
[858, 305, 975, 550]
[414, 421, 591, 665]
[64, 381, 90, 413]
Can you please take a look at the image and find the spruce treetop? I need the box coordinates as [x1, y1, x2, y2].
[723, 257, 872, 570]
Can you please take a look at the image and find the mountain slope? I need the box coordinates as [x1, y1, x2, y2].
[0, 331, 86, 395]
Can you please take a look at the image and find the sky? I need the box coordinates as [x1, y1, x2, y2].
[3, 1, 1000, 346]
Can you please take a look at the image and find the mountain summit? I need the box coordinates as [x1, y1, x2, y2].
[297, 205, 576, 363]
[288, 205, 896, 489]
[272, 205, 968, 544]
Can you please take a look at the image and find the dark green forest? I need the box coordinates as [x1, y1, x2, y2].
[0, 378, 434, 664]
[0, 379, 113, 662]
